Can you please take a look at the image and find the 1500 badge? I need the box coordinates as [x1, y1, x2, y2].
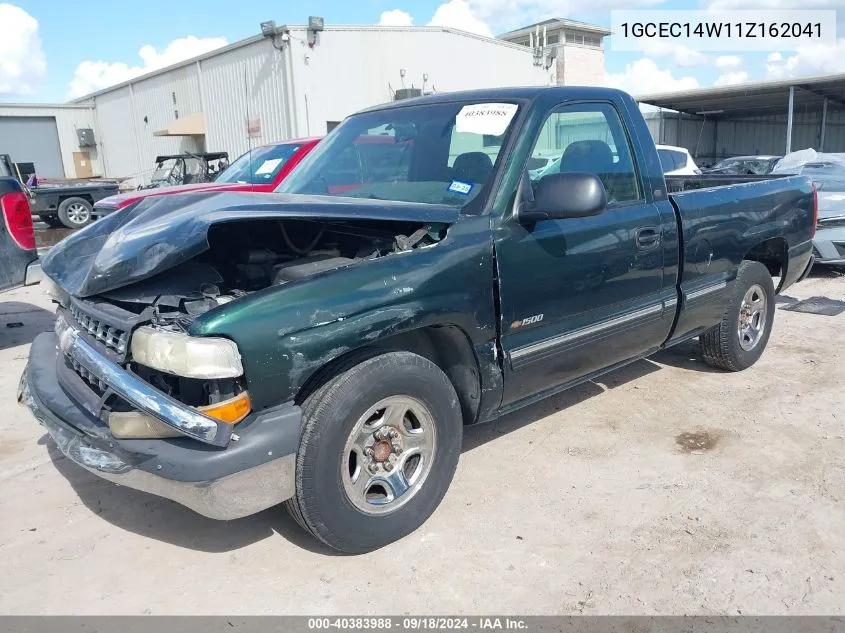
[511, 314, 544, 329]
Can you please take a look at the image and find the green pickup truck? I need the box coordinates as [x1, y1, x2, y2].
[21, 86, 815, 553]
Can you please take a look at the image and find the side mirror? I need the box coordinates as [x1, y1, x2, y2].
[519, 172, 607, 222]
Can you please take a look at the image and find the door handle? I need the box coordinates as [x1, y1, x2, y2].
[636, 227, 661, 249]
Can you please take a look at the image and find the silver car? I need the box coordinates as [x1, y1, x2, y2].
[814, 191, 845, 265]
[772, 156, 845, 266]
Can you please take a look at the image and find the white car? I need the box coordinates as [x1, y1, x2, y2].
[656, 144, 700, 176]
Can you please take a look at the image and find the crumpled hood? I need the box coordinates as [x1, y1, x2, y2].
[42, 191, 459, 298]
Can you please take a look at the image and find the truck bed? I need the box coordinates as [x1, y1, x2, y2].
[664, 173, 787, 193]
[666, 174, 815, 342]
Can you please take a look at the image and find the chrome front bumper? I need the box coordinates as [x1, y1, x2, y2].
[54, 312, 232, 446]
[20, 332, 301, 520]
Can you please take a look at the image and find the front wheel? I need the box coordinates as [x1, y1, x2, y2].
[700, 261, 775, 371]
[285, 351, 463, 554]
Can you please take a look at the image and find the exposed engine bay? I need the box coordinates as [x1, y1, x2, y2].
[99, 218, 446, 330]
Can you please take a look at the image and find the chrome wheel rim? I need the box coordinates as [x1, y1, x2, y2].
[341, 395, 437, 515]
[67, 203, 90, 225]
[738, 283, 767, 351]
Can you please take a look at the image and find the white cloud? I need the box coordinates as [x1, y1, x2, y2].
[716, 55, 742, 68]
[379, 9, 414, 26]
[705, 0, 842, 8]
[68, 35, 227, 98]
[428, 0, 493, 37]
[0, 3, 46, 95]
[641, 41, 708, 66]
[765, 38, 845, 79]
[714, 71, 749, 86]
[606, 58, 700, 96]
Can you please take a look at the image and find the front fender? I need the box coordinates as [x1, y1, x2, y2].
[189, 215, 495, 410]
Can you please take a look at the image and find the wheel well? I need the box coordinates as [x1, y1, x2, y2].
[743, 237, 788, 290]
[295, 325, 482, 425]
[59, 195, 93, 205]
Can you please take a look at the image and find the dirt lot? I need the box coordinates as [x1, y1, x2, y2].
[1, 271, 843, 615]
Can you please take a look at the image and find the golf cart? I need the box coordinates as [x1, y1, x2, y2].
[140, 152, 230, 190]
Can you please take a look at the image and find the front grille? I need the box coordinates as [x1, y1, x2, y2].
[69, 302, 129, 355]
[67, 357, 107, 392]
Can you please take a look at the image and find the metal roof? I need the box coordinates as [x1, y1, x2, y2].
[68, 24, 534, 104]
[498, 18, 612, 39]
[638, 72, 845, 117]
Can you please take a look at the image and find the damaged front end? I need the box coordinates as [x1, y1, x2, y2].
[20, 191, 456, 518]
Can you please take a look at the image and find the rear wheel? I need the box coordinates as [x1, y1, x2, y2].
[700, 261, 775, 371]
[57, 197, 93, 229]
[285, 351, 462, 554]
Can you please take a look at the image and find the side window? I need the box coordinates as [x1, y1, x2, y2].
[530, 103, 642, 205]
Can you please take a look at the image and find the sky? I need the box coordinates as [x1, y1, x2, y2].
[1, 0, 845, 103]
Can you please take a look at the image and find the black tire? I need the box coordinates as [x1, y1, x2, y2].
[57, 197, 93, 229]
[285, 351, 463, 554]
[700, 261, 775, 371]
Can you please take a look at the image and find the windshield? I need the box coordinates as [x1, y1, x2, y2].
[151, 159, 179, 184]
[216, 143, 302, 184]
[277, 101, 520, 208]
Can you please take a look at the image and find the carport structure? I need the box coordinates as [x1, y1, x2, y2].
[637, 73, 845, 162]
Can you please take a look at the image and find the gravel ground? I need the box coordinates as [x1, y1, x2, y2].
[0, 271, 843, 615]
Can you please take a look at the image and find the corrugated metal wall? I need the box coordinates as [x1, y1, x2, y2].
[287, 27, 550, 138]
[93, 87, 142, 184]
[77, 26, 551, 184]
[645, 108, 845, 165]
[0, 104, 101, 178]
[201, 43, 295, 160]
[93, 69, 205, 187]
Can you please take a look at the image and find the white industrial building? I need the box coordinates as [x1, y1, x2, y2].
[0, 19, 612, 186]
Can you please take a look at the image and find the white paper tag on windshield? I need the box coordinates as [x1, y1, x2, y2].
[254, 158, 283, 175]
[455, 103, 518, 136]
[825, 194, 845, 201]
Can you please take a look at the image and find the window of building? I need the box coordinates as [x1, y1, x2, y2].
[564, 32, 602, 47]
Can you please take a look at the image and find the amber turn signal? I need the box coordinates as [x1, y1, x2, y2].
[197, 391, 251, 424]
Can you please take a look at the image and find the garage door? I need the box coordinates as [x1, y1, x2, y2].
[0, 116, 64, 178]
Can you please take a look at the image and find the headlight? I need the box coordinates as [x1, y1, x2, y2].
[130, 327, 243, 379]
[107, 411, 185, 439]
[41, 275, 68, 307]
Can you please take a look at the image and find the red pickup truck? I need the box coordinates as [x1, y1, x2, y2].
[92, 138, 320, 221]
